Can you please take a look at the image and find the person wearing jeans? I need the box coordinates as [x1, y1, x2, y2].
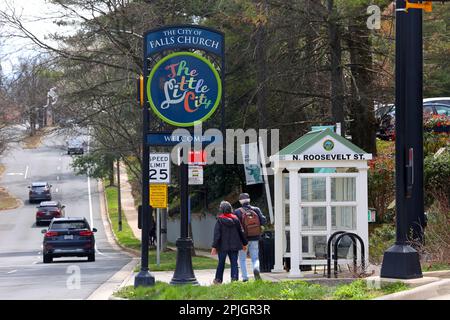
[235, 193, 267, 281]
[211, 201, 248, 284]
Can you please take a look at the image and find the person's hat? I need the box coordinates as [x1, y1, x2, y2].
[219, 201, 233, 213]
[239, 193, 250, 201]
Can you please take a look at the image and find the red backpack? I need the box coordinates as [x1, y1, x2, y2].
[240, 207, 261, 238]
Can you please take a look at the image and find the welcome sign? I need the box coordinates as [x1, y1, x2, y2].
[147, 52, 222, 127]
[144, 26, 223, 56]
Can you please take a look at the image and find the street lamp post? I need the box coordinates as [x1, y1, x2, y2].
[380, 0, 425, 279]
[170, 150, 198, 285]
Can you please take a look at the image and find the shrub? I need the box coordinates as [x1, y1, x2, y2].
[420, 200, 450, 265]
[424, 148, 450, 208]
[369, 224, 396, 264]
[368, 141, 395, 222]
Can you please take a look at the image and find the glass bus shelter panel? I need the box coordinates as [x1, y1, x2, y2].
[301, 177, 326, 202]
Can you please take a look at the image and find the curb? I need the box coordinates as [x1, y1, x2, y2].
[85, 180, 140, 300]
[374, 279, 450, 300]
[98, 180, 140, 257]
[87, 257, 139, 300]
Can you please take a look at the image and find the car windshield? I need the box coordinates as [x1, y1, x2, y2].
[50, 221, 88, 230]
[32, 186, 47, 191]
[39, 206, 58, 211]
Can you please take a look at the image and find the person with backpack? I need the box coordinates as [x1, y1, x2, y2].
[234, 193, 267, 281]
[211, 201, 248, 284]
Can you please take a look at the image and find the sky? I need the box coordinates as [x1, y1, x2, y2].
[0, 0, 78, 78]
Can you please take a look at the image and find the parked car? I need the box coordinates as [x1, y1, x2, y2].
[375, 99, 450, 140]
[42, 217, 97, 263]
[28, 182, 52, 203]
[36, 201, 65, 226]
[67, 138, 86, 155]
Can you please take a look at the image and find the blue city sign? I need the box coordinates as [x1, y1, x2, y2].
[144, 26, 223, 57]
[147, 132, 222, 146]
[147, 52, 222, 127]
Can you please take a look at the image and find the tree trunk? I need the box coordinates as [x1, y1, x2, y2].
[327, 0, 345, 134]
[254, 0, 268, 130]
[347, 23, 377, 154]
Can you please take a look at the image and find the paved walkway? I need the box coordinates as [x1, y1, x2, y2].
[118, 162, 141, 240]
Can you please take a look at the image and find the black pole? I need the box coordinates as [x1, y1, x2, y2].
[134, 77, 155, 287]
[117, 159, 122, 232]
[380, 0, 423, 279]
[170, 150, 198, 285]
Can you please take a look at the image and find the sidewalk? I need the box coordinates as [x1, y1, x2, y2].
[118, 162, 141, 240]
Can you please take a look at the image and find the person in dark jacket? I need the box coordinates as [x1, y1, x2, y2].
[211, 201, 248, 284]
[234, 193, 267, 281]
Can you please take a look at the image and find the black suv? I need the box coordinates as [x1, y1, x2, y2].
[42, 217, 97, 263]
[28, 182, 52, 203]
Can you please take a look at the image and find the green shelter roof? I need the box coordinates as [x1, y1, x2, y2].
[277, 128, 367, 156]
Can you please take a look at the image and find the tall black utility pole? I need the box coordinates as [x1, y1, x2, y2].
[380, 0, 427, 279]
[135, 73, 155, 287]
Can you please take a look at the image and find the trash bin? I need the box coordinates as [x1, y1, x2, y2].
[258, 231, 275, 272]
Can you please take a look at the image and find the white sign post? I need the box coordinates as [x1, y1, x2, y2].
[156, 208, 160, 266]
[149, 153, 171, 184]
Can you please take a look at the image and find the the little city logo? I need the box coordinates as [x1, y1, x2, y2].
[147, 51, 222, 127]
[323, 139, 334, 151]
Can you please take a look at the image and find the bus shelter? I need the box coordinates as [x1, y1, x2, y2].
[270, 128, 372, 277]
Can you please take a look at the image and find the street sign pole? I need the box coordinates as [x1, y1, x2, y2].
[380, 0, 424, 279]
[135, 54, 155, 287]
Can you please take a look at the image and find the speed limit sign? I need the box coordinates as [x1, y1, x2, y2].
[149, 153, 171, 184]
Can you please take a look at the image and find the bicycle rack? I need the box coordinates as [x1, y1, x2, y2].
[327, 231, 365, 278]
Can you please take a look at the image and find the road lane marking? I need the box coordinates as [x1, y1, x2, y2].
[86, 131, 105, 257]
[24, 165, 29, 179]
[57, 176, 60, 181]
[7, 270, 17, 274]
[55, 188, 59, 193]
[57, 166, 61, 171]
[6, 173, 23, 176]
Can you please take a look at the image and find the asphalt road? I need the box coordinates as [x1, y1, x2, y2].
[0, 129, 132, 299]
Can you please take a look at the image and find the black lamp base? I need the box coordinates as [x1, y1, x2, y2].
[134, 270, 155, 287]
[380, 244, 423, 279]
[170, 238, 199, 285]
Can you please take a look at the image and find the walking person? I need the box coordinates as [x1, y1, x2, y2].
[211, 201, 248, 284]
[235, 193, 267, 281]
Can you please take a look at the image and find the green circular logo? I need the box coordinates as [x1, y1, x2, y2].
[147, 52, 222, 127]
[323, 139, 334, 151]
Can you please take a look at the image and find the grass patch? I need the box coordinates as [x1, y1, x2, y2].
[423, 262, 450, 272]
[115, 279, 408, 300]
[105, 183, 141, 251]
[134, 250, 220, 272]
[0, 187, 20, 211]
[104, 180, 218, 271]
[22, 130, 45, 149]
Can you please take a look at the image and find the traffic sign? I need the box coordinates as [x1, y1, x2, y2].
[188, 165, 203, 185]
[189, 150, 207, 165]
[149, 153, 171, 184]
[150, 184, 168, 208]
